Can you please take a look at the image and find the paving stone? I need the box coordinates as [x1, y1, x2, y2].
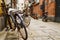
[33, 37, 41, 40]
[0, 31, 7, 40]
[27, 37, 33, 40]
[0, 18, 60, 40]
[35, 31, 49, 36]
[54, 38, 60, 40]
[50, 35, 60, 40]
[41, 36, 53, 40]
[5, 31, 19, 40]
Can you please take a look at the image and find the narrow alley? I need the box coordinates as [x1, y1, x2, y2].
[27, 18, 60, 40]
[0, 18, 60, 40]
[0, 0, 60, 40]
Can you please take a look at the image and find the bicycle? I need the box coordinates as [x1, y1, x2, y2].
[1, 0, 28, 40]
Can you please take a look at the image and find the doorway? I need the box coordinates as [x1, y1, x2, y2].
[55, 0, 60, 22]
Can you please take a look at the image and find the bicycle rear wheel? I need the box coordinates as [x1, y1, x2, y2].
[6, 15, 16, 30]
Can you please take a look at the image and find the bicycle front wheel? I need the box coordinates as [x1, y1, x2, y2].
[18, 24, 28, 40]
[15, 14, 28, 40]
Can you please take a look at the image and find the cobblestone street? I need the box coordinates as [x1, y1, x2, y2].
[0, 18, 60, 40]
[27, 18, 60, 40]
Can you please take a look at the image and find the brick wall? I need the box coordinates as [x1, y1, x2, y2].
[33, 0, 43, 17]
[48, 2, 55, 17]
[32, 0, 55, 18]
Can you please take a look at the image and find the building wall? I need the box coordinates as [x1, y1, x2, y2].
[33, 0, 43, 17]
[48, 1, 55, 17]
[0, 0, 3, 16]
[0, 0, 11, 16]
[47, 0, 55, 21]
[17, 0, 25, 11]
[32, 0, 55, 18]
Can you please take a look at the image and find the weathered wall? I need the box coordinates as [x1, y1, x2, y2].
[0, 0, 3, 16]
[32, 0, 55, 18]
[17, 0, 25, 11]
[48, 0, 55, 21]
[33, 0, 43, 17]
[48, 1, 55, 17]
[0, 0, 11, 16]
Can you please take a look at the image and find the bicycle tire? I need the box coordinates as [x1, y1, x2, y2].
[6, 15, 16, 30]
[15, 14, 28, 40]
